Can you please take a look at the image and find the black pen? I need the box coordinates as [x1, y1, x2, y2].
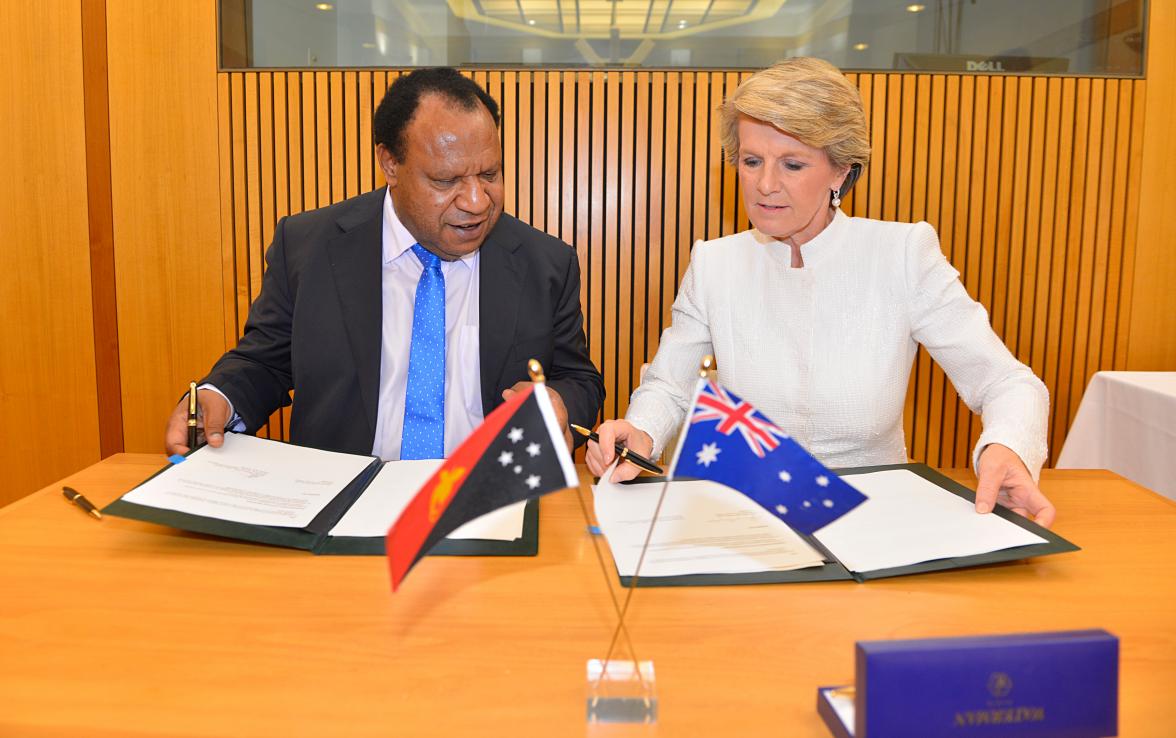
[62, 487, 102, 520]
[570, 424, 663, 475]
[187, 381, 199, 450]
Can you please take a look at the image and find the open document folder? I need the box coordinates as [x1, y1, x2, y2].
[103, 433, 535, 556]
[593, 463, 1078, 586]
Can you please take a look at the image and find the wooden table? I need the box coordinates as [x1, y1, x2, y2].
[2, 456, 1175, 737]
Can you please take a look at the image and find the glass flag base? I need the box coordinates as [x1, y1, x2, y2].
[585, 659, 657, 724]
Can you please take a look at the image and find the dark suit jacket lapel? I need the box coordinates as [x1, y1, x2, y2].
[479, 224, 525, 415]
[327, 189, 384, 440]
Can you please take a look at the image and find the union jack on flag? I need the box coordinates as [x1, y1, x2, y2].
[668, 378, 867, 535]
[691, 381, 790, 458]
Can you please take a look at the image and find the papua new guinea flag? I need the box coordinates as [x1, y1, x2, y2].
[386, 382, 578, 590]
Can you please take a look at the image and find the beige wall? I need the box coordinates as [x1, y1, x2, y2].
[1128, 0, 1176, 370]
[2, 3, 1174, 507]
[0, 1, 100, 507]
[106, 1, 226, 453]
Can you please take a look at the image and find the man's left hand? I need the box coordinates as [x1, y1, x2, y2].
[975, 443, 1056, 528]
[502, 382, 573, 452]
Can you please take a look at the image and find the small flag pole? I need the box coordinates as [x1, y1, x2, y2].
[591, 355, 716, 703]
[532, 357, 651, 702]
[573, 478, 652, 702]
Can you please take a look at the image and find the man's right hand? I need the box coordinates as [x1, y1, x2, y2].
[164, 389, 231, 455]
[584, 419, 655, 483]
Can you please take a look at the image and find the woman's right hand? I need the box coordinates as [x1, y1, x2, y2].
[585, 420, 656, 482]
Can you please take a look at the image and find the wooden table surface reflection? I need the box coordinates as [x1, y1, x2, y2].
[2, 454, 1174, 737]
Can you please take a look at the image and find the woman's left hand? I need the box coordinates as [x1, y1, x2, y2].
[975, 444, 1056, 528]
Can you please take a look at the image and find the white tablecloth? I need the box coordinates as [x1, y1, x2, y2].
[1057, 372, 1176, 500]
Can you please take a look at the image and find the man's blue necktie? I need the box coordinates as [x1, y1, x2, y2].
[401, 244, 446, 460]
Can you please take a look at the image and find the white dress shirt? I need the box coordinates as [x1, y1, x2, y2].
[211, 191, 484, 460]
[625, 209, 1050, 478]
[371, 190, 483, 460]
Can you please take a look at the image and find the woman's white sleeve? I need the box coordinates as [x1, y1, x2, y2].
[906, 223, 1050, 479]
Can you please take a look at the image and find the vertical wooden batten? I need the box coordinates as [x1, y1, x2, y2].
[81, 0, 123, 457]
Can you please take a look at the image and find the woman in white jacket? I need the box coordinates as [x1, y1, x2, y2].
[586, 57, 1055, 527]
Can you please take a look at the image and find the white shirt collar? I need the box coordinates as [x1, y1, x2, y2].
[381, 189, 476, 271]
[750, 207, 848, 268]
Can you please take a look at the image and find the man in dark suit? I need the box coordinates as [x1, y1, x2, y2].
[164, 68, 603, 458]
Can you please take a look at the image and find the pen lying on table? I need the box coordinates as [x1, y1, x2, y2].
[570, 424, 664, 475]
[62, 486, 102, 520]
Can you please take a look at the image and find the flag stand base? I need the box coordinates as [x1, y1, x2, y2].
[585, 659, 657, 724]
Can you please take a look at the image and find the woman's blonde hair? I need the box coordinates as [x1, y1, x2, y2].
[719, 57, 871, 172]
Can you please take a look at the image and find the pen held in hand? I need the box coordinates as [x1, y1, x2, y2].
[187, 381, 199, 451]
[570, 424, 663, 475]
[62, 486, 102, 520]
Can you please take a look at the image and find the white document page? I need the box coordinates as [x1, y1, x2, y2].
[593, 466, 826, 577]
[327, 460, 526, 541]
[820, 689, 856, 734]
[814, 469, 1047, 573]
[122, 433, 377, 528]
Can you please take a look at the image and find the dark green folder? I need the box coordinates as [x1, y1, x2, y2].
[317, 498, 539, 556]
[613, 463, 1078, 587]
[103, 455, 539, 558]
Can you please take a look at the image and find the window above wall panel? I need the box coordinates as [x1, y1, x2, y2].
[219, 0, 1145, 76]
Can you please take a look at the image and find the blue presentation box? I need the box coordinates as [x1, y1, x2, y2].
[817, 629, 1118, 738]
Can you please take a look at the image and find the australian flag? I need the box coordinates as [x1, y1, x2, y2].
[386, 382, 579, 590]
[668, 380, 867, 535]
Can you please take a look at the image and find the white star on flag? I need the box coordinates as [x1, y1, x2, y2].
[696, 442, 721, 467]
[513, 465, 522, 474]
[498, 451, 513, 466]
[778, 470, 791, 483]
[775, 504, 788, 515]
[816, 475, 829, 487]
[525, 475, 541, 490]
[526, 442, 541, 457]
[822, 499, 834, 508]
[508, 427, 524, 443]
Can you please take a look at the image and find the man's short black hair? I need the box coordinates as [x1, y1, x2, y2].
[374, 67, 500, 162]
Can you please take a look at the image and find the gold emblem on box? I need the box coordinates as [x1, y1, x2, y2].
[953, 672, 1045, 728]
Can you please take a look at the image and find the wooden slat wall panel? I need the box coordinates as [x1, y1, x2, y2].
[1129, 2, 1176, 371]
[0, 0, 101, 505]
[216, 71, 1145, 468]
[106, 0, 224, 453]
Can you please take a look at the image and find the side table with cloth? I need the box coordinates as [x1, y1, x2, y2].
[1057, 371, 1176, 501]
